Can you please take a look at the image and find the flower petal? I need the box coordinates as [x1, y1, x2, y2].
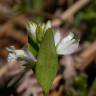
[57, 32, 79, 55]
[60, 32, 74, 45]
[7, 53, 17, 62]
[45, 21, 52, 31]
[27, 22, 37, 41]
[54, 30, 61, 46]
[6, 46, 15, 52]
[25, 50, 37, 62]
[15, 50, 25, 57]
[57, 42, 79, 55]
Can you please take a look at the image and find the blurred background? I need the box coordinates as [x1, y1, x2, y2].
[0, 0, 96, 96]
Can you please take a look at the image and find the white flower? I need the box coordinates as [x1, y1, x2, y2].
[54, 31, 79, 55]
[7, 46, 36, 62]
[27, 21, 51, 42]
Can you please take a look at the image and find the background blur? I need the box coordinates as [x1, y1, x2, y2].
[0, 0, 96, 96]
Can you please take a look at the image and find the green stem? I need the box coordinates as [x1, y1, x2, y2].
[44, 93, 48, 96]
[43, 91, 48, 96]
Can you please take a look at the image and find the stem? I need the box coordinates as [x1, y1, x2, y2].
[44, 93, 48, 96]
[43, 91, 48, 96]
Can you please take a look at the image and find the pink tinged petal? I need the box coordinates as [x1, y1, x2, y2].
[60, 32, 74, 45]
[57, 42, 79, 55]
[57, 32, 79, 55]
[57, 39, 75, 51]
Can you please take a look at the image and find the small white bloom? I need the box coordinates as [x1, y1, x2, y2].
[27, 21, 52, 42]
[7, 46, 36, 62]
[54, 32, 79, 55]
[7, 46, 26, 62]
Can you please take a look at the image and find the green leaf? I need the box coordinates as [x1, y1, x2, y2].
[35, 28, 58, 94]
